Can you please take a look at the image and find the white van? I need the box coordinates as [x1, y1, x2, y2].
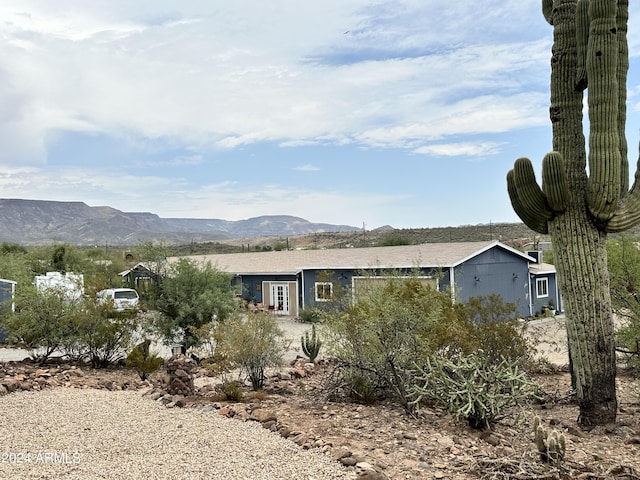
[97, 288, 139, 311]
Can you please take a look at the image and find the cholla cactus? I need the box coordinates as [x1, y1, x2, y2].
[301, 324, 322, 362]
[534, 416, 567, 463]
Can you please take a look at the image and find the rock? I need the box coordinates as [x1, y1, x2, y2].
[100, 380, 116, 391]
[340, 456, 358, 467]
[332, 447, 353, 461]
[354, 462, 389, 480]
[174, 369, 188, 378]
[1, 380, 18, 393]
[262, 420, 277, 430]
[291, 367, 306, 378]
[290, 433, 312, 446]
[249, 408, 278, 424]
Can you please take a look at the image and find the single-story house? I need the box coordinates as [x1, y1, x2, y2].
[178, 240, 561, 319]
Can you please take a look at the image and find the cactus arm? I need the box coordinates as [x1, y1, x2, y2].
[507, 169, 549, 234]
[542, 0, 554, 25]
[586, 0, 621, 221]
[605, 141, 640, 232]
[617, 0, 629, 193]
[542, 152, 569, 211]
[575, 0, 589, 91]
[514, 157, 555, 218]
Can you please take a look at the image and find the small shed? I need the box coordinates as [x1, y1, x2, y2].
[0, 278, 17, 343]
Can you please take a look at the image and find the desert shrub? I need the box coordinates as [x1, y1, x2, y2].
[323, 277, 475, 412]
[298, 307, 324, 324]
[215, 313, 289, 390]
[606, 236, 640, 370]
[1, 288, 79, 362]
[222, 380, 244, 401]
[340, 367, 380, 404]
[126, 339, 164, 380]
[410, 352, 541, 429]
[301, 324, 322, 362]
[458, 294, 533, 365]
[64, 299, 137, 368]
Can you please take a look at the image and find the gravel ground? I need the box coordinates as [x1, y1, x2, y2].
[0, 388, 347, 480]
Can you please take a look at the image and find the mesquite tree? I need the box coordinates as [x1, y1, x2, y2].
[507, 0, 638, 427]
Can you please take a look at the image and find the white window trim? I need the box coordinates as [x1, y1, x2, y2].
[314, 282, 333, 302]
[536, 277, 549, 298]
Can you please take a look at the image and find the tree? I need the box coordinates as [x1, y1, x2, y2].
[63, 298, 137, 368]
[149, 258, 236, 351]
[0, 287, 79, 362]
[506, 0, 637, 426]
[606, 235, 640, 365]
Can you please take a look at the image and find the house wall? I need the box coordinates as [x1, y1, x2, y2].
[240, 274, 297, 305]
[301, 267, 444, 310]
[453, 247, 531, 318]
[530, 273, 560, 316]
[301, 270, 351, 310]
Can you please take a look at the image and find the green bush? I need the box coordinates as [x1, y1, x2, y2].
[341, 367, 379, 404]
[323, 277, 473, 412]
[410, 352, 541, 429]
[1, 288, 78, 363]
[63, 299, 137, 368]
[126, 339, 164, 380]
[215, 313, 289, 390]
[458, 294, 533, 366]
[298, 307, 324, 324]
[222, 380, 244, 401]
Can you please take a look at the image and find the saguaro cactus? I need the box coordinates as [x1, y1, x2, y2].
[507, 0, 639, 427]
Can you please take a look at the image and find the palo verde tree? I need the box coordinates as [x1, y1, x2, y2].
[507, 0, 638, 426]
[149, 258, 237, 352]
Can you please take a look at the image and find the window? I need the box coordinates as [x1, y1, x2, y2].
[536, 277, 549, 298]
[315, 282, 333, 302]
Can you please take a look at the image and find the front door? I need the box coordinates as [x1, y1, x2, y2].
[270, 283, 289, 315]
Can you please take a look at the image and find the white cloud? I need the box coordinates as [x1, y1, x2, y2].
[414, 142, 503, 157]
[294, 164, 321, 172]
[0, 1, 553, 165]
[140, 155, 204, 168]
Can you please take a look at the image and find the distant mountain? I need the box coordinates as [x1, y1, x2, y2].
[0, 199, 361, 246]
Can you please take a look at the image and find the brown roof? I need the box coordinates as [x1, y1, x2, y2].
[174, 240, 531, 275]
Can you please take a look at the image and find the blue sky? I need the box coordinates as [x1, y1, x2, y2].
[0, 1, 639, 229]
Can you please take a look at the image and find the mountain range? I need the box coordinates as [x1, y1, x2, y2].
[0, 199, 361, 246]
